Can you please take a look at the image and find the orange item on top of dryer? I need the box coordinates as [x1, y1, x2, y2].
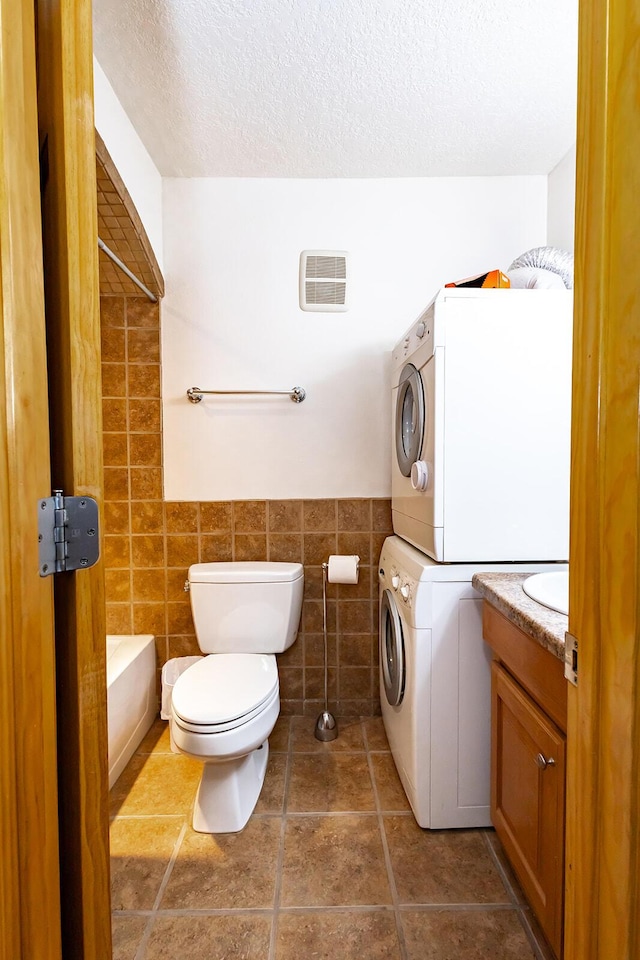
[445, 269, 510, 289]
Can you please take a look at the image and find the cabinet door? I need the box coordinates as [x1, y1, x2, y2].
[492, 663, 566, 958]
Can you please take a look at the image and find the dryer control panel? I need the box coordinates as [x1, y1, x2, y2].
[391, 303, 435, 373]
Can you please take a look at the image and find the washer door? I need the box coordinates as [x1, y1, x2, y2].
[395, 363, 425, 477]
[380, 588, 405, 707]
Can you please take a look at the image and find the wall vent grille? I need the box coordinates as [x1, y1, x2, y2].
[299, 250, 348, 312]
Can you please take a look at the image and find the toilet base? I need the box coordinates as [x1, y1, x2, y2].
[192, 740, 270, 833]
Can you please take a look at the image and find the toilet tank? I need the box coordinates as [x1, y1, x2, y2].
[188, 562, 304, 654]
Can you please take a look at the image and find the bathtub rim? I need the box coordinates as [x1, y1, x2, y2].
[106, 633, 157, 789]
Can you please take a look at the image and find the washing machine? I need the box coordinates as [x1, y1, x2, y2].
[378, 535, 567, 829]
[391, 287, 573, 562]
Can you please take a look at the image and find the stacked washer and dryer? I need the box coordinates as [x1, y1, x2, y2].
[379, 287, 572, 828]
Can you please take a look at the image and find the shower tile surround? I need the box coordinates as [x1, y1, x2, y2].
[101, 296, 392, 716]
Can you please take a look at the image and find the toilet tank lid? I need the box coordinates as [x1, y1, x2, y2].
[189, 561, 303, 584]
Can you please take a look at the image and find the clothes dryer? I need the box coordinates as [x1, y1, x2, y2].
[378, 535, 567, 829]
[391, 288, 573, 562]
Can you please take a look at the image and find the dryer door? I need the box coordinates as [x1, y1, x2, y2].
[380, 588, 405, 706]
[395, 363, 424, 477]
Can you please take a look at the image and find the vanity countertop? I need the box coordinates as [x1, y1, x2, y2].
[471, 572, 567, 661]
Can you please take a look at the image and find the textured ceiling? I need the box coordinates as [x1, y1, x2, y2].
[93, 0, 578, 178]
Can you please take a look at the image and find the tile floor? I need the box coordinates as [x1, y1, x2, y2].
[110, 716, 554, 960]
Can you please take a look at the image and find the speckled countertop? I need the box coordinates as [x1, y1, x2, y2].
[471, 572, 567, 660]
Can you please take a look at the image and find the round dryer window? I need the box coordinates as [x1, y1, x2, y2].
[395, 363, 424, 477]
[380, 589, 405, 707]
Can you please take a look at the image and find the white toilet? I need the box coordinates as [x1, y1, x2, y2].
[169, 560, 303, 834]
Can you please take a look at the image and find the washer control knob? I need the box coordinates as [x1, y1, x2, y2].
[415, 321, 426, 339]
[391, 575, 400, 590]
[400, 583, 410, 600]
[411, 460, 429, 492]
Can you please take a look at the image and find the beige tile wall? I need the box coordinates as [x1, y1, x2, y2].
[101, 296, 393, 716]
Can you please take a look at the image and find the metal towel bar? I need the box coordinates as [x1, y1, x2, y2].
[186, 386, 306, 404]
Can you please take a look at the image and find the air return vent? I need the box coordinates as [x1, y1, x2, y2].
[299, 250, 348, 312]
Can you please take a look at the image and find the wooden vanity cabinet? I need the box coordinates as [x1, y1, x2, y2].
[483, 603, 567, 959]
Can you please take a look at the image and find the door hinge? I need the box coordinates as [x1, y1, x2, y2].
[38, 490, 100, 577]
[564, 631, 578, 686]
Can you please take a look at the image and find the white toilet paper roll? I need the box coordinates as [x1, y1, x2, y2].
[327, 555, 360, 584]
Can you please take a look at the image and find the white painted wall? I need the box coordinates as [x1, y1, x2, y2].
[547, 145, 576, 253]
[162, 177, 547, 500]
[93, 58, 164, 270]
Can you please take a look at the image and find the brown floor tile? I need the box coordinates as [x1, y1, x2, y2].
[384, 820, 510, 905]
[269, 716, 291, 752]
[401, 909, 536, 960]
[371, 754, 411, 811]
[519, 908, 557, 960]
[109, 705, 553, 960]
[110, 817, 183, 910]
[276, 910, 401, 960]
[255, 753, 287, 813]
[281, 815, 391, 907]
[144, 915, 271, 960]
[160, 818, 281, 909]
[362, 716, 390, 751]
[135, 717, 171, 754]
[109, 754, 201, 817]
[111, 916, 148, 960]
[484, 830, 528, 906]
[288, 754, 375, 812]
[290, 715, 365, 752]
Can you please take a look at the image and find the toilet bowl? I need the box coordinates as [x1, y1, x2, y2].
[169, 561, 303, 833]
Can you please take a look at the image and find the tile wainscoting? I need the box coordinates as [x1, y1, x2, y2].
[101, 296, 393, 716]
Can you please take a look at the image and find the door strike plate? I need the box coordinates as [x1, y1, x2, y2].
[564, 631, 578, 686]
[38, 490, 100, 577]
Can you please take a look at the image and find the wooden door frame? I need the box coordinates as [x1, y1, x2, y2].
[37, 0, 111, 957]
[0, 1, 62, 957]
[5, 1, 638, 958]
[566, 0, 640, 957]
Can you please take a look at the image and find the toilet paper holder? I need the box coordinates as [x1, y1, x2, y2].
[314, 555, 360, 742]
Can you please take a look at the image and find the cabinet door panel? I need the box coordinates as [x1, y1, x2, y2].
[500, 708, 542, 868]
[492, 662, 566, 957]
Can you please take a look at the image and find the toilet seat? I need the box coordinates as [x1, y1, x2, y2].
[173, 685, 279, 735]
[172, 653, 279, 734]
